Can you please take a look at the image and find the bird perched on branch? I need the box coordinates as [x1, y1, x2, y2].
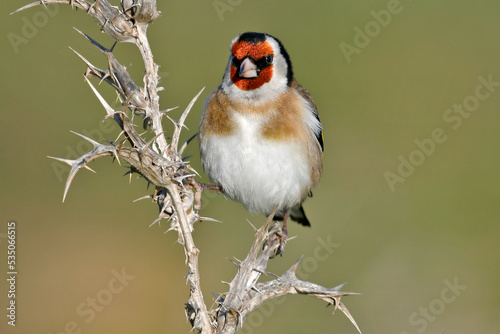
[199, 32, 323, 253]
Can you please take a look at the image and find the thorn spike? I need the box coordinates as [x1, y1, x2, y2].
[171, 87, 205, 153]
[133, 195, 152, 202]
[48, 156, 75, 166]
[70, 130, 101, 148]
[83, 164, 97, 173]
[338, 302, 362, 334]
[83, 76, 115, 116]
[62, 166, 79, 203]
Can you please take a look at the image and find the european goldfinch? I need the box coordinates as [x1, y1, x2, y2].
[199, 32, 323, 248]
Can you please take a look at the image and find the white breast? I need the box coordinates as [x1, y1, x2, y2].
[200, 111, 312, 216]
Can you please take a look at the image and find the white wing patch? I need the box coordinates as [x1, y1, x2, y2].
[301, 98, 323, 151]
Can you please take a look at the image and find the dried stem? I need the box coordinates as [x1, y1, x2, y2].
[166, 181, 213, 331]
[134, 22, 169, 153]
[13, 1, 360, 333]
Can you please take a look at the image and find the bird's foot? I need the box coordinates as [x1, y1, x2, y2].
[265, 222, 288, 258]
[276, 227, 288, 256]
[186, 177, 223, 212]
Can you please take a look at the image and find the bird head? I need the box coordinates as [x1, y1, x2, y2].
[221, 32, 294, 104]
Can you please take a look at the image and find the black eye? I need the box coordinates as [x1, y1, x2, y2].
[231, 56, 240, 67]
[265, 54, 273, 65]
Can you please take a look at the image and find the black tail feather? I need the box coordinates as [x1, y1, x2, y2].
[273, 204, 311, 227]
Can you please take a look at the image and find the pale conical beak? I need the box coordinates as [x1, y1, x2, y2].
[238, 58, 259, 78]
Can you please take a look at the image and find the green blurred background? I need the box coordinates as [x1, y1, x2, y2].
[1, 0, 499, 333]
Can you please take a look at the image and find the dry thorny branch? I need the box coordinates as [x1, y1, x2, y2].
[12, 1, 361, 333]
